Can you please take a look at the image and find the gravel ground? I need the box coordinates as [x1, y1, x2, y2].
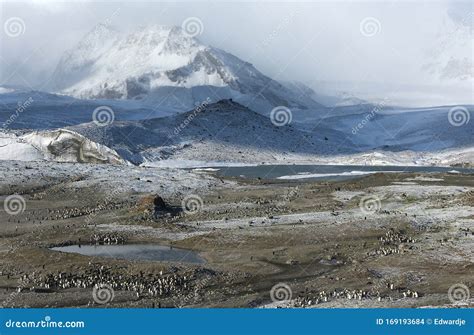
[0, 161, 472, 308]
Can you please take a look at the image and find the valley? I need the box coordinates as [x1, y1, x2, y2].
[0, 160, 472, 308]
[0, 19, 472, 311]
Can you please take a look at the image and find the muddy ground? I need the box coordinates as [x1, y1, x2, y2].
[0, 161, 472, 308]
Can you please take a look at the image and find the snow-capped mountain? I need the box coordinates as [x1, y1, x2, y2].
[1, 23, 471, 167]
[51, 25, 323, 115]
[422, 9, 473, 83]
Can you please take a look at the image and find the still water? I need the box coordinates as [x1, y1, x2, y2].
[208, 164, 472, 181]
[50, 244, 206, 264]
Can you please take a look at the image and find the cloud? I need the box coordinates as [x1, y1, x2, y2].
[0, 1, 471, 106]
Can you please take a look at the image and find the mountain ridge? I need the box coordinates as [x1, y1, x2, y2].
[67, 99, 352, 164]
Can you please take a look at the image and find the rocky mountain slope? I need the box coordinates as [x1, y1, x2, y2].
[68, 99, 352, 165]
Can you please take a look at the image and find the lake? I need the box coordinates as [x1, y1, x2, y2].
[206, 164, 473, 181]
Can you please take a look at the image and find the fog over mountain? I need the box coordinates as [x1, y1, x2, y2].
[1, 0, 472, 107]
[49, 24, 323, 113]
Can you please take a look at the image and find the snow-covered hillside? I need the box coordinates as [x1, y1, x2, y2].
[62, 99, 473, 167]
[318, 105, 473, 152]
[67, 99, 352, 165]
[50, 25, 323, 115]
[0, 89, 181, 131]
[1, 86, 472, 167]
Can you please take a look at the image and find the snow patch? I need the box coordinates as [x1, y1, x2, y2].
[0, 87, 15, 94]
[23, 129, 124, 164]
[0, 130, 124, 164]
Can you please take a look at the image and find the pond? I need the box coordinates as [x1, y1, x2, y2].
[50, 244, 206, 264]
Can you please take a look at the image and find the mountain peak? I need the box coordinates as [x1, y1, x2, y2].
[79, 23, 119, 48]
[51, 25, 323, 114]
[125, 24, 198, 47]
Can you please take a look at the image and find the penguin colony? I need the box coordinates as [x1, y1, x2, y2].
[20, 265, 191, 298]
[6, 203, 126, 223]
[89, 233, 126, 245]
[289, 286, 420, 308]
[368, 228, 417, 257]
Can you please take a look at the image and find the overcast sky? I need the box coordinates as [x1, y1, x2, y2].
[0, 0, 472, 106]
